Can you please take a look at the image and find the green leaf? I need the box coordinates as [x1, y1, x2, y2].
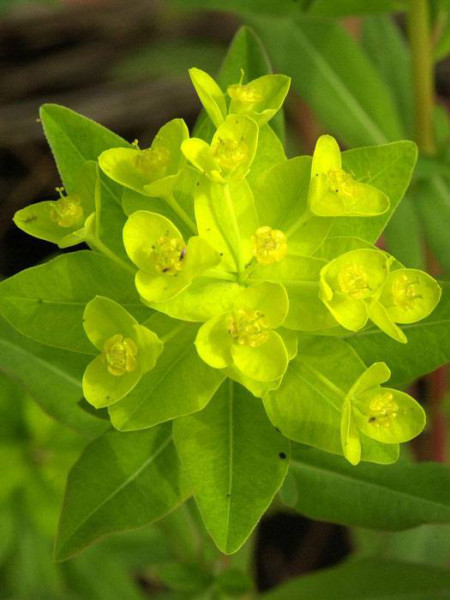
[109, 315, 225, 431]
[348, 281, 450, 385]
[264, 338, 399, 464]
[362, 16, 413, 136]
[415, 175, 450, 272]
[173, 381, 289, 554]
[194, 26, 285, 143]
[248, 16, 403, 146]
[0, 316, 105, 437]
[55, 424, 190, 561]
[0, 251, 150, 354]
[40, 104, 128, 203]
[307, 0, 406, 16]
[288, 444, 450, 530]
[330, 140, 418, 242]
[384, 194, 426, 270]
[246, 124, 286, 192]
[262, 559, 450, 600]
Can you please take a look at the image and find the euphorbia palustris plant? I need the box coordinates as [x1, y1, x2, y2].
[5, 32, 446, 562]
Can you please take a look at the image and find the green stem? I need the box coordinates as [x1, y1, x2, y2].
[87, 235, 136, 275]
[166, 193, 198, 234]
[408, 0, 436, 155]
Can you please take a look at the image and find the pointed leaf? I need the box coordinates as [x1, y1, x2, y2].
[0, 317, 105, 438]
[173, 381, 289, 554]
[55, 424, 190, 561]
[286, 443, 450, 531]
[0, 251, 150, 354]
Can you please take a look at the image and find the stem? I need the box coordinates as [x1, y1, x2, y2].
[409, 2, 447, 461]
[88, 235, 136, 275]
[408, 0, 436, 155]
[166, 193, 197, 234]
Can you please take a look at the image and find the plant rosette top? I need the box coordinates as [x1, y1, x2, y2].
[6, 17, 450, 563]
[6, 51, 448, 562]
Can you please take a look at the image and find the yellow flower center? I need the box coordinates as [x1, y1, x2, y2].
[212, 138, 248, 170]
[227, 84, 263, 105]
[149, 235, 186, 275]
[252, 226, 288, 265]
[327, 168, 359, 210]
[338, 263, 371, 299]
[134, 147, 171, 173]
[228, 308, 269, 348]
[102, 334, 138, 376]
[368, 392, 399, 429]
[391, 274, 421, 310]
[50, 194, 84, 228]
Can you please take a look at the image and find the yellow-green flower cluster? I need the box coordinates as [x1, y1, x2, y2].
[14, 66, 442, 466]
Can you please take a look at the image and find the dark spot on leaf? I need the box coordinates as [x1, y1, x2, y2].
[279, 452, 287, 460]
[369, 417, 376, 423]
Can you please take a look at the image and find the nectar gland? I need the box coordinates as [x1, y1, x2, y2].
[228, 308, 269, 348]
[149, 234, 186, 275]
[327, 168, 359, 210]
[252, 226, 288, 265]
[212, 138, 248, 170]
[227, 83, 263, 105]
[367, 391, 399, 429]
[338, 263, 371, 299]
[391, 274, 422, 310]
[102, 334, 138, 376]
[134, 146, 171, 174]
[50, 190, 83, 228]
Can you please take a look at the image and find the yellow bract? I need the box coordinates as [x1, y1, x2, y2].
[102, 334, 138, 377]
[337, 263, 371, 299]
[228, 308, 269, 348]
[227, 83, 263, 105]
[50, 194, 84, 228]
[252, 226, 288, 265]
[211, 137, 249, 170]
[148, 235, 186, 275]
